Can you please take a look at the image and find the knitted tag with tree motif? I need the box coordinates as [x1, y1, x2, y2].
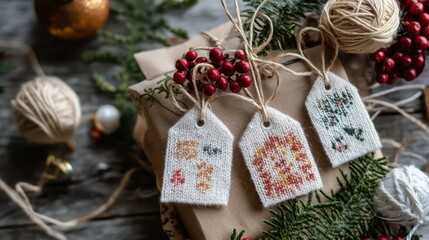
[161, 108, 234, 205]
[305, 71, 381, 167]
[239, 107, 323, 208]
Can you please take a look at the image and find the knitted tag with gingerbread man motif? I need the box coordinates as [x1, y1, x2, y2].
[239, 107, 323, 208]
[161, 108, 234, 205]
[305, 71, 381, 167]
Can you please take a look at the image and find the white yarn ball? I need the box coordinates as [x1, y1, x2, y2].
[374, 165, 429, 227]
[11, 76, 81, 144]
[94, 105, 120, 134]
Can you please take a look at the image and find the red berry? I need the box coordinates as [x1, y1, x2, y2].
[400, 55, 412, 66]
[221, 61, 235, 76]
[414, 35, 429, 49]
[238, 74, 253, 87]
[175, 58, 189, 71]
[419, 13, 429, 26]
[424, 26, 429, 38]
[399, 36, 413, 49]
[203, 83, 216, 96]
[207, 68, 220, 81]
[209, 48, 224, 62]
[361, 238, 373, 240]
[195, 57, 208, 64]
[370, 50, 385, 62]
[376, 72, 389, 84]
[185, 50, 198, 61]
[188, 61, 196, 69]
[401, 0, 413, 8]
[377, 236, 390, 240]
[216, 76, 229, 90]
[173, 71, 187, 84]
[383, 58, 395, 69]
[388, 71, 398, 84]
[392, 51, 404, 61]
[235, 60, 251, 73]
[412, 53, 425, 67]
[234, 49, 246, 60]
[393, 237, 404, 240]
[409, 2, 424, 15]
[404, 67, 418, 80]
[229, 81, 242, 93]
[212, 60, 223, 69]
[242, 238, 252, 240]
[407, 21, 421, 35]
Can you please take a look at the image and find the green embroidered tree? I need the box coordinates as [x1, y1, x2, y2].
[317, 89, 354, 129]
[343, 127, 365, 142]
[231, 154, 421, 239]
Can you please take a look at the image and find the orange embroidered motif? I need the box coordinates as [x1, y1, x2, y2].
[252, 133, 315, 198]
[174, 140, 199, 160]
[195, 162, 214, 194]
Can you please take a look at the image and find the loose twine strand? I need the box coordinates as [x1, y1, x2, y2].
[0, 168, 159, 240]
[0, 41, 159, 239]
[170, 0, 314, 123]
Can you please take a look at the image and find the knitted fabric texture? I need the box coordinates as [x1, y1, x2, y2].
[161, 108, 234, 205]
[239, 107, 323, 208]
[305, 71, 381, 167]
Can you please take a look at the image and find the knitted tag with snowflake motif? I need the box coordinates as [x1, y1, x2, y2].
[161, 108, 234, 205]
[305, 71, 381, 167]
[239, 107, 323, 208]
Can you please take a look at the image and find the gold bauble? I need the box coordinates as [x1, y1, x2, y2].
[34, 0, 109, 40]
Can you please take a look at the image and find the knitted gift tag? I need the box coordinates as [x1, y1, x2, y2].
[161, 108, 234, 205]
[305, 71, 381, 167]
[239, 107, 323, 208]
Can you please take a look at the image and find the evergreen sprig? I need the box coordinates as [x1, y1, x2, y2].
[83, 0, 196, 112]
[232, 154, 420, 240]
[83, 0, 196, 143]
[242, 0, 327, 51]
[0, 51, 14, 94]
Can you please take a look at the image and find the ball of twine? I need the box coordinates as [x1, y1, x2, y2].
[374, 166, 429, 235]
[319, 0, 400, 54]
[11, 76, 81, 144]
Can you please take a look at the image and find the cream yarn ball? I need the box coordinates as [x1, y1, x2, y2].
[11, 76, 81, 144]
[374, 165, 429, 238]
[319, 0, 400, 54]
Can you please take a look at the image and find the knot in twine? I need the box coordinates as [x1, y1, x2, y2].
[319, 0, 400, 54]
[11, 76, 81, 144]
[170, 0, 312, 124]
[374, 165, 429, 240]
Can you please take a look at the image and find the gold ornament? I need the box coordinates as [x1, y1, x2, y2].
[34, 0, 109, 40]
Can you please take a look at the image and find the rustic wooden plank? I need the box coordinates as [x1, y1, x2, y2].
[0, 215, 167, 240]
[373, 113, 429, 170]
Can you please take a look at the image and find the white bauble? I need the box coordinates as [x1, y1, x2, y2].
[95, 105, 120, 134]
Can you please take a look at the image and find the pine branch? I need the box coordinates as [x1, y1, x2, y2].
[231, 154, 421, 240]
[242, 0, 327, 51]
[0, 51, 15, 94]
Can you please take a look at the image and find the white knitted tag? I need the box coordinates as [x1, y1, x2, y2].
[239, 107, 323, 208]
[305, 72, 381, 167]
[161, 108, 234, 205]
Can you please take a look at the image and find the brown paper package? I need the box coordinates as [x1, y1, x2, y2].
[129, 22, 382, 240]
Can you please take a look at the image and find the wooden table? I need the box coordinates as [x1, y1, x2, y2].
[0, 0, 234, 239]
[1, 0, 428, 239]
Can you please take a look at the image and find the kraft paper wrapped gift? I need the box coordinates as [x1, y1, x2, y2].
[129, 22, 381, 240]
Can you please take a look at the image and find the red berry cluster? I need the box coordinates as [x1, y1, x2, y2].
[371, 0, 429, 84]
[362, 235, 404, 240]
[173, 48, 252, 96]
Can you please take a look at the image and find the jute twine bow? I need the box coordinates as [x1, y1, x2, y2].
[170, 0, 315, 124]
